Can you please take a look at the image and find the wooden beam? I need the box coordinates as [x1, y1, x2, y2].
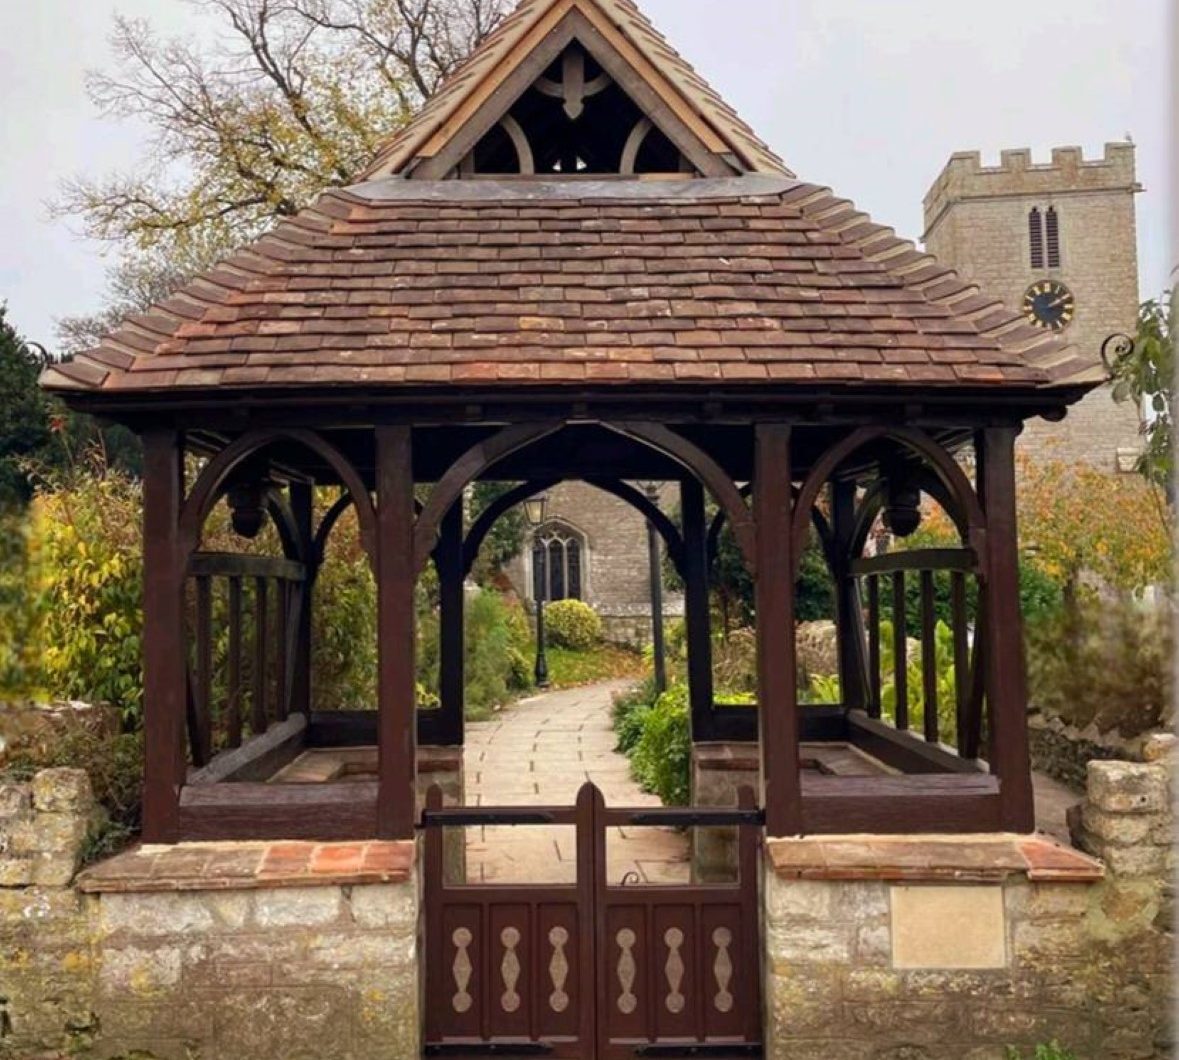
[850, 548, 977, 576]
[680, 478, 715, 743]
[187, 714, 308, 784]
[288, 483, 314, 717]
[437, 501, 465, 747]
[831, 480, 868, 712]
[188, 552, 305, 582]
[978, 427, 1035, 832]
[376, 426, 417, 840]
[800, 773, 1002, 833]
[140, 428, 186, 843]
[178, 780, 377, 842]
[754, 424, 801, 836]
[846, 711, 984, 775]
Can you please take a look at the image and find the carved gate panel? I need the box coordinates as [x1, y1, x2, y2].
[422, 783, 762, 1058]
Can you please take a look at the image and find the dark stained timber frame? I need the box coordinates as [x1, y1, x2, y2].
[127, 399, 1036, 845]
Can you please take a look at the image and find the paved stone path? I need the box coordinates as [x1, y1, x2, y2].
[463, 680, 690, 885]
[462, 679, 1082, 882]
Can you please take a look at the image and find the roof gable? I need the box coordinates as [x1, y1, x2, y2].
[363, 0, 790, 179]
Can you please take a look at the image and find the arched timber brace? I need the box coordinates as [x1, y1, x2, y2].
[583, 477, 686, 577]
[414, 422, 563, 575]
[707, 483, 835, 571]
[791, 426, 987, 579]
[180, 428, 378, 567]
[376, 426, 417, 839]
[462, 478, 561, 577]
[606, 422, 755, 574]
[754, 424, 801, 836]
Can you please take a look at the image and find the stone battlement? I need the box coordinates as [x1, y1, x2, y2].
[924, 141, 1139, 234]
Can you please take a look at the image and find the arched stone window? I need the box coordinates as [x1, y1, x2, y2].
[531, 522, 585, 602]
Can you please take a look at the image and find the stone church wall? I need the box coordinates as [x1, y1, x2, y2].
[504, 480, 683, 646]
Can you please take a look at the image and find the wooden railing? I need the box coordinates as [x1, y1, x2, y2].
[185, 552, 307, 770]
[853, 547, 984, 765]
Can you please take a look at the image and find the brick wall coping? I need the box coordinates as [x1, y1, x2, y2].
[76, 839, 416, 894]
[765, 833, 1103, 884]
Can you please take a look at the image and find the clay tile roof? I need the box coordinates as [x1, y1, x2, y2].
[48, 176, 1095, 397]
[361, 0, 789, 179]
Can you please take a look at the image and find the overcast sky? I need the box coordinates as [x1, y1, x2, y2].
[0, 0, 1170, 347]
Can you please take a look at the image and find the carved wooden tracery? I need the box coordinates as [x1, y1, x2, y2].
[460, 41, 690, 176]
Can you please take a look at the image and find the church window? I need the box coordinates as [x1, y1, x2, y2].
[1028, 208, 1045, 269]
[1045, 206, 1061, 267]
[532, 523, 585, 602]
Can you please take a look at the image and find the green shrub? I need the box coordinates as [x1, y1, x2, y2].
[544, 599, 603, 650]
[1027, 596, 1172, 737]
[612, 678, 659, 754]
[505, 646, 533, 692]
[631, 684, 691, 806]
[461, 590, 534, 719]
[32, 469, 145, 725]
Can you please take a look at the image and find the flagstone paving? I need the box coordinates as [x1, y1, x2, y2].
[462, 680, 688, 885]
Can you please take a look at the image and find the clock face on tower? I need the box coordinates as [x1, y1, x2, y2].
[1022, 279, 1075, 332]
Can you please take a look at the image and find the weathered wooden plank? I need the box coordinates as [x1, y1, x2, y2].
[979, 427, 1035, 831]
[188, 714, 308, 784]
[681, 478, 715, 743]
[800, 773, 1002, 834]
[892, 571, 908, 731]
[252, 576, 269, 734]
[177, 780, 377, 841]
[376, 425, 417, 840]
[226, 576, 243, 748]
[920, 570, 939, 743]
[867, 575, 881, 720]
[847, 710, 985, 775]
[141, 429, 186, 844]
[951, 571, 970, 757]
[754, 424, 801, 836]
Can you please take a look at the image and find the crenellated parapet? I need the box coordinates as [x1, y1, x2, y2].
[924, 141, 1139, 237]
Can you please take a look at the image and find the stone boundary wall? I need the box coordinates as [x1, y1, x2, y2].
[763, 757, 1174, 1058]
[0, 769, 421, 1060]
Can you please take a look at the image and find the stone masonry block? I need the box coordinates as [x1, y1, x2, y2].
[99, 944, 183, 996]
[100, 892, 222, 937]
[1087, 761, 1169, 814]
[9, 812, 88, 856]
[0, 782, 32, 819]
[348, 882, 417, 929]
[31, 768, 94, 814]
[1082, 805, 1163, 846]
[31, 853, 78, 887]
[253, 885, 342, 928]
[0, 856, 34, 887]
[765, 878, 833, 922]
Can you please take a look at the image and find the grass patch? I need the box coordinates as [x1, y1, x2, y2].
[543, 644, 646, 689]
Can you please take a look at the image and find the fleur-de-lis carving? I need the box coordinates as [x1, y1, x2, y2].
[616, 928, 638, 1014]
[664, 927, 685, 1014]
[712, 927, 734, 1013]
[500, 926, 522, 1013]
[549, 926, 570, 1013]
[452, 927, 474, 1013]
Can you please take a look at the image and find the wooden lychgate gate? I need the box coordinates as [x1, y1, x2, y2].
[421, 782, 763, 1058]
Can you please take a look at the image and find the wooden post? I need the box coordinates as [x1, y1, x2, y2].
[978, 427, 1035, 831]
[436, 501, 465, 747]
[831, 481, 868, 711]
[141, 428, 186, 843]
[681, 478, 714, 742]
[289, 483, 314, 717]
[376, 426, 417, 840]
[754, 424, 801, 836]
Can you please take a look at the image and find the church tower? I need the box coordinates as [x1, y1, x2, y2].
[922, 143, 1143, 469]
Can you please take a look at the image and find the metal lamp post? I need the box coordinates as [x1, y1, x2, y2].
[642, 482, 667, 695]
[524, 493, 550, 689]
